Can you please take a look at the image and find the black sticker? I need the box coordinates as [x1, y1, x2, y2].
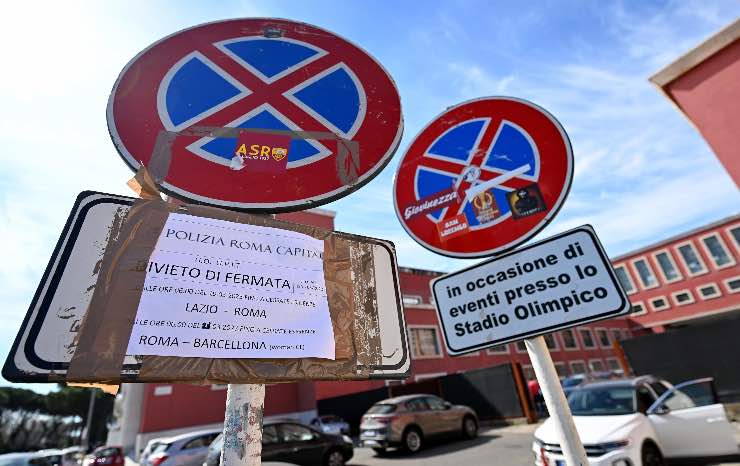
[507, 183, 547, 218]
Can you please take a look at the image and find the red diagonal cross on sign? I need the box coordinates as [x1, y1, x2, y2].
[109, 18, 403, 211]
[192, 45, 345, 135]
[417, 118, 535, 222]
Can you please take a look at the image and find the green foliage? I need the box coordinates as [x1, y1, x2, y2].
[0, 385, 115, 453]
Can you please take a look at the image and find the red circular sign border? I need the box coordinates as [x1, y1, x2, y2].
[107, 18, 404, 212]
[392, 96, 573, 258]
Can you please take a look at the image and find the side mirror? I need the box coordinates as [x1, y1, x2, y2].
[444, 401, 452, 410]
[648, 404, 670, 415]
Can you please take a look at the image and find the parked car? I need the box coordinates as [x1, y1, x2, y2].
[144, 430, 220, 466]
[533, 376, 739, 466]
[560, 372, 620, 397]
[359, 394, 479, 454]
[81, 447, 124, 466]
[59, 447, 83, 466]
[310, 415, 350, 435]
[34, 451, 62, 466]
[204, 420, 353, 466]
[139, 439, 164, 464]
[0, 453, 53, 466]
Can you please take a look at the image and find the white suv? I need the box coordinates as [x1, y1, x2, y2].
[532, 376, 738, 466]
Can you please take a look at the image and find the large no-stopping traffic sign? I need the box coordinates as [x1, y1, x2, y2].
[108, 18, 403, 211]
[393, 97, 573, 258]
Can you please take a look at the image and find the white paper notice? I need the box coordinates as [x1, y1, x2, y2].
[125, 213, 335, 359]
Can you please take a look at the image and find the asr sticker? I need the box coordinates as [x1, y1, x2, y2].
[507, 183, 547, 218]
[231, 131, 291, 173]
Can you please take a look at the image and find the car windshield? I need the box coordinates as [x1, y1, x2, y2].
[366, 404, 396, 414]
[152, 444, 171, 455]
[568, 386, 636, 415]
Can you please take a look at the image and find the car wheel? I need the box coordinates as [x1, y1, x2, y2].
[402, 427, 423, 454]
[641, 442, 664, 466]
[372, 447, 386, 456]
[324, 448, 345, 466]
[462, 415, 478, 439]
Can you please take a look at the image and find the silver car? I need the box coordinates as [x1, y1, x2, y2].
[143, 430, 221, 466]
[310, 415, 350, 435]
[360, 394, 478, 454]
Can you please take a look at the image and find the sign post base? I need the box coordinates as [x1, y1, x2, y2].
[220, 384, 266, 466]
[525, 336, 588, 466]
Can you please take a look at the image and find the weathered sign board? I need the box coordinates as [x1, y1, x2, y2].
[3, 191, 410, 383]
[431, 225, 630, 355]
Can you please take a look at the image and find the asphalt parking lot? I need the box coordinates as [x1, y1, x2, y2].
[347, 422, 740, 466]
[348, 423, 538, 466]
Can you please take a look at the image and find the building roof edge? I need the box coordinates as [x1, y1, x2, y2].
[649, 18, 740, 88]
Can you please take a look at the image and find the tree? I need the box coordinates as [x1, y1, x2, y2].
[0, 385, 115, 453]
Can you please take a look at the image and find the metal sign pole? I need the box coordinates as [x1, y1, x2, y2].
[220, 384, 266, 466]
[525, 336, 588, 466]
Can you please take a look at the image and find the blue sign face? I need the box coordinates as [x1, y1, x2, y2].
[414, 118, 541, 229]
[157, 37, 366, 169]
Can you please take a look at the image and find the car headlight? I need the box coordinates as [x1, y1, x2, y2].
[599, 440, 629, 452]
[342, 435, 353, 444]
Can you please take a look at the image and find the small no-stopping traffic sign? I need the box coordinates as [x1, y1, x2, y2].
[393, 97, 572, 258]
[430, 225, 630, 355]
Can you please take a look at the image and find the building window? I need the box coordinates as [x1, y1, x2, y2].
[402, 295, 423, 306]
[606, 358, 621, 371]
[579, 328, 596, 349]
[614, 265, 636, 294]
[611, 329, 627, 343]
[570, 361, 587, 374]
[409, 327, 441, 358]
[554, 362, 568, 377]
[153, 385, 173, 396]
[487, 344, 509, 354]
[632, 258, 659, 289]
[723, 276, 740, 294]
[700, 233, 736, 269]
[515, 340, 527, 353]
[596, 328, 612, 348]
[630, 302, 647, 316]
[544, 333, 559, 351]
[671, 290, 694, 306]
[522, 365, 536, 381]
[589, 359, 605, 372]
[726, 225, 740, 253]
[676, 242, 708, 276]
[653, 250, 682, 283]
[697, 283, 721, 300]
[561, 329, 578, 350]
[650, 296, 670, 312]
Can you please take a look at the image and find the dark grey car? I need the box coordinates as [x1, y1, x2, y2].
[204, 421, 353, 466]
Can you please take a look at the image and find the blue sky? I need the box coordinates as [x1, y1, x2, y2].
[1, 1, 738, 392]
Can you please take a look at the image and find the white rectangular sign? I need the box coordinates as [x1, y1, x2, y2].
[125, 213, 335, 359]
[4, 192, 411, 382]
[431, 226, 630, 355]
